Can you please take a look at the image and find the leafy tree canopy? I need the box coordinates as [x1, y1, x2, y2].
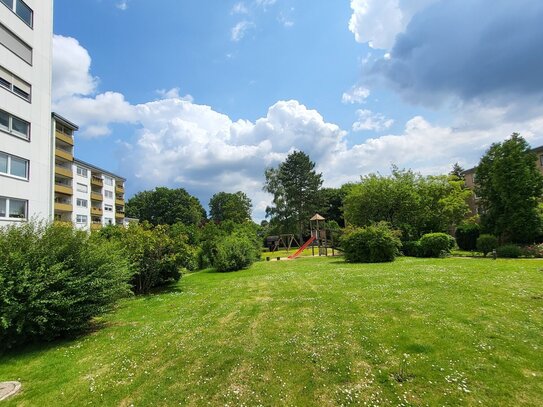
[209, 191, 252, 223]
[344, 167, 471, 240]
[125, 187, 206, 226]
[475, 133, 543, 243]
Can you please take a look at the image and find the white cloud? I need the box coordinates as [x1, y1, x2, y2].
[255, 0, 277, 8]
[352, 109, 394, 132]
[342, 86, 370, 104]
[348, 0, 436, 49]
[116, 0, 128, 11]
[231, 21, 254, 42]
[52, 35, 97, 100]
[53, 92, 138, 137]
[156, 87, 194, 102]
[231, 2, 249, 14]
[278, 13, 294, 27]
[51, 34, 543, 220]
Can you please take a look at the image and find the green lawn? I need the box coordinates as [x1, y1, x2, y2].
[1, 257, 543, 406]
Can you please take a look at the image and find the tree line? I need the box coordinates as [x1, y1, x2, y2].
[125, 133, 543, 246]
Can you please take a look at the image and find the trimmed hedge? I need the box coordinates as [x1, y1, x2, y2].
[476, 234, 498, 257]
[0, 222, 131, 351]
[341, 223, 401, 263]
[455, 222, 480, 250]
[419, 233, 454, 258]
[496, 244, 521, 258]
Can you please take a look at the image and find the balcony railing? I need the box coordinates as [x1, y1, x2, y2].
[91, 176, 103, 186]
[55, 182, 73, 195]
[91, 207, 103, 216]
[91, 192, 103, 201]
[55, 165, 72, 178]
[55, 130, 74, 146]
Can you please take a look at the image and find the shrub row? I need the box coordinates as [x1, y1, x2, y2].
[402, 233, 455, 258]
[0, 222, 131, 351]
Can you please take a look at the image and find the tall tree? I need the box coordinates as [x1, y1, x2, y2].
[476, 133, 543, 243]
[126, 187, 206, 226]
[209, 191, 252, 223]
[449, 162, 465, 180]
[317, 187, 347, 228]
[264, 151, 323, 240]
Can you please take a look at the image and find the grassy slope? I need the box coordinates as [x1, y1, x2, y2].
[1, 257, 542, 406]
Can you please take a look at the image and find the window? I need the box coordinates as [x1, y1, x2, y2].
[77, 166, 88, 177]
[76, 215, 88, 224]
[104, 204, 113, 212]
[0, 23, 32, 64]
[0, 109, 30, 140]
[76, 198, 88, 208]
[0, 0, 33, 28]
[104, 176, 114, 186]
[0, 66, 30, 101]
[105, 218, 114, 225]
[0, 196, 27, 219]
[14, 0, 32, 27]
[76, 183, 88, 193]
[0, 151, 28, 179]
[104, 190, 113, 199]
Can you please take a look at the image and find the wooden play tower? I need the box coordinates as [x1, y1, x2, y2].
[309, 213, 336, 257]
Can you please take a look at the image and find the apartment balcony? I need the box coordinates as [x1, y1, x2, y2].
[55, 183, 73, 195]
[115, 212, 125, 219]
[91, 207, 103, 216]
[115, 198, 124, 206]
[115, 184, 125, 193]
[91, 176, 103, 187]
[55, 165, 72, 178]
[91, 192, 103, 201]
[55, 148, 73, 161]
[55, 130, 74, 146]
[91, 222, 102, 231]
[54, 202, 72, 212]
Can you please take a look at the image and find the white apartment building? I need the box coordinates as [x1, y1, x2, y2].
[0, 0, 53, 226]
[52, 113, 126, 231]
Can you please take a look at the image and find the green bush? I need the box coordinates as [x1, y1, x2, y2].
[98, 223, 198, 294]
[0, 222, 131, 351]
[476, 234, 498, 257]
[213, 235, 259, 272]
[455, 222, 480, 250]
[496, 244, 521, 258]
[419, 233, 453, 257]
[340, 223, 402, 263]
[402, 240, 422, 257]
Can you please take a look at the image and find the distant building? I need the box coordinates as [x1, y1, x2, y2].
[52, 113, 126, 231]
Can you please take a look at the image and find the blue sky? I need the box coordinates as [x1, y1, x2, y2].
[52, 0, 543, 220]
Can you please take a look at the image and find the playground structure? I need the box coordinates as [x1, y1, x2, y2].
[265, 234, 300, 252]
[287, 214, 340, 259]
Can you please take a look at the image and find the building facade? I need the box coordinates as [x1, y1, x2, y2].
[0, 0, 53, 226]
[52, 114, 126, 231]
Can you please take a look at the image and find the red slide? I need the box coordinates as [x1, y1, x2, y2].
[288, 236, 316, 259]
